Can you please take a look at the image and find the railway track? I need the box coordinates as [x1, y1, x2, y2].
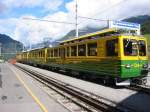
[127, 84, 150, 95]
[14, 64, 134, 112]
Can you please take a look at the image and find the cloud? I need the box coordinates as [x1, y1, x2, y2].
[44, 0, 63, 11]
[0, 18, 18, 38]
[13, 12, 74, 45]
[2, 0, 63, 11]
[1, 0, 150, 46]
[0, 2, 7, 13]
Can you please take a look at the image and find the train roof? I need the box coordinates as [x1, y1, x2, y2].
[60, 28, 117, 44]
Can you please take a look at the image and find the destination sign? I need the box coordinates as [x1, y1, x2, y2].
[109, 20, 141, 35]
[109, 21, 140, 30]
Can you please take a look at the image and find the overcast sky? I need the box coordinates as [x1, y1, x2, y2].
[0, 0, 150, 45]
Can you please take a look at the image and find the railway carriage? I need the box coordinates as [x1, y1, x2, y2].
[16, 28, 148, 86]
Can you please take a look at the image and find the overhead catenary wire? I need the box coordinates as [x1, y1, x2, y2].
[22, 0, 128, 26]
[22, 0, 129, 40]
[78, 16, 108, 21]
[22, 18, 76, 25]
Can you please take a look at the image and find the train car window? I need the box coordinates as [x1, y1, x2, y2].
[88, 43, 97, 56]
[42, 51, 44, 57]
[106, 39, 118, 56]
[39, 52, 40, 57]
[67, 47, 70, 57]
[43, 51, 45, 57]
[40, 51, 42, 57]
[41, 51, 43, 57]
[71, 46, 77, 56]
[139, 40, 146, 56]
[59, 48, 61, 57]
[123, 39, 138, 56]
[38, 52, 40, 57]
[51, 49, 53, 57]
[60, 48, 65, 58]
[78, 44, 86, 56]
[54, 49, 58, 57]
[47, 49, 50, 57]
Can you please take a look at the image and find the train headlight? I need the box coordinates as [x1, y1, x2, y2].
[125, 64, 131, 69]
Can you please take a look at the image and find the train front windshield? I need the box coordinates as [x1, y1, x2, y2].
[123, 39, 146, 56]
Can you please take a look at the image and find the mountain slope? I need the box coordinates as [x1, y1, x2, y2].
[125, 15, 150, 34]
[58, 27, 104, 42]
[57, 15, 150, 42]
[124, 15, 150, 24]
[0, 34, 23, 60]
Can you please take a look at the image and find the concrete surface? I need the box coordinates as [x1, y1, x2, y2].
[17, 63, 150, 112]
[0, 63, 69, 112]
[0, 63, 42, 112]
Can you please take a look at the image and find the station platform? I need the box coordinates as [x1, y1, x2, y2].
[0, 63, 69, 112]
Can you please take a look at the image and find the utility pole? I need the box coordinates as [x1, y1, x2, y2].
[107, 19, 110, 28]
[75, 0, 79, 37]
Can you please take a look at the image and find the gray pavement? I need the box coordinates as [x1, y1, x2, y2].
[17, 63, 150, 112]
[0, 63, 42, 112]
[0, 63, 69, 112]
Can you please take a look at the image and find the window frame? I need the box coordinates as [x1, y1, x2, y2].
[78, 44, 86, 56]
[138, 40, 147, 56]
[106, 38, 119, 57]
[87, 42, 97, 56]
[71, 45, 77, 56]
[123, 39, 138, 56]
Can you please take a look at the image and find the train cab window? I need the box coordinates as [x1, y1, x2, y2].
[67, 47, 70, 57]
[78, 44, 86, 56]
[88, 43, 97, 56]
[139, 40, 146, 56]
[123, 39, 138, 56]
[71, 46, 77, 56]
[106, 39, 118, 56]
[54, 49, 58, 57]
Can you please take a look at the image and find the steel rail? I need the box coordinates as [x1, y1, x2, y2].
[14, 64, 133, 112]
[16, 66, 92, 112]
[127, 85, 150, 95]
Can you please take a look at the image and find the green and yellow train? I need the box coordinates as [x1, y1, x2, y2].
[16, 28, 149, 86]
